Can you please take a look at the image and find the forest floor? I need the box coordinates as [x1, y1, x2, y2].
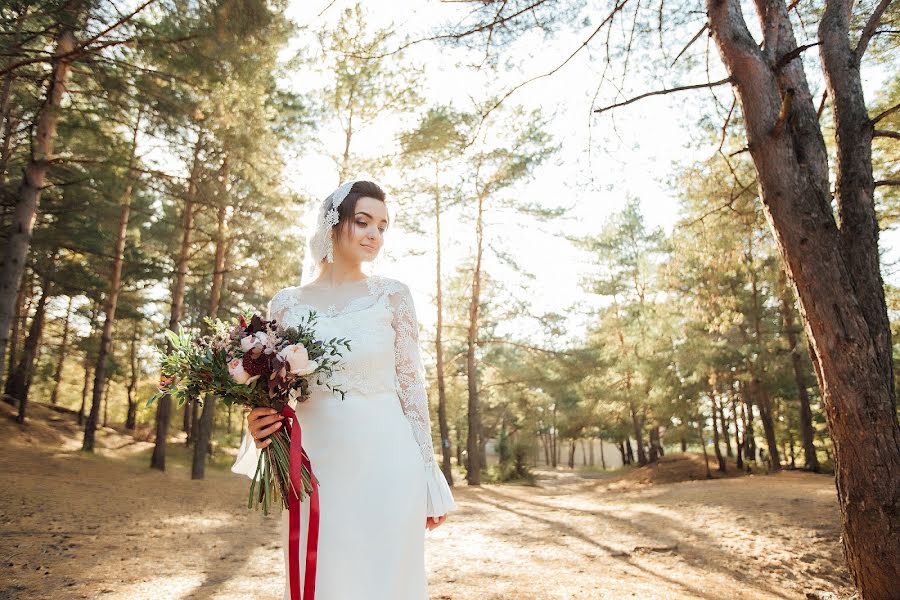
[1, 401, 854, 600]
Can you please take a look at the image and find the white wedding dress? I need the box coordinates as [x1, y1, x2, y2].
[231, 274, 457, 600]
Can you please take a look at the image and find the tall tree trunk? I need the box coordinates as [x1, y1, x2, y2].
[731, 388, 745, 471]
[187, 399, 200, 446]
[102, 377, 110, 428]
[745, 227, 781, 471]
[0, 15, 78, 375]
[711, 395, 727, 472]
[192, 394, 215, 478]
[432, 162, 453, 485]
[697, 419, 713, 479]
[708, 0, 900, 590]
[151, 133, 202, 471]
[550, 403, 558, 467]
[49, 295, 73, 405]
[599, 438, 606, 469]
[753, 378, 780, 471]
[125, 326, 138, 430]
[9, 271, 50, 423]
[83, 109, 139, 452]
[627, 395, 647, 465]
[779, 268, 819, 471]
[787, 432, 797, 468]
[79, 300, 100, 426]
[739, 379, 757, 461]
[465, 191, 485, 485]
[648, 426, 659, 463]
[192, 156, 229, 479]
[718, 396, 733, 458]
[2, 267, 29, 403]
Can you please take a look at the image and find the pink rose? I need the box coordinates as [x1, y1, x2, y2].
[228, 357, 260, 384]
[277, 344, 318, 376]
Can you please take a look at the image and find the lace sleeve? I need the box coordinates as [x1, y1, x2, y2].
[388, 282, 457, 517]
[231, 291, 284, 479]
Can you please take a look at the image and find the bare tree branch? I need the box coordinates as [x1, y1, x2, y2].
[593, 77, 733, 114]
[856, 0, 893, 58]
[671, 23, 708, 68]
[817, 89, 829, 119]
[472, 0, 629, 134]
[775, 42, 819, 70]
[874, 129, 900, 140]
[0, 0, 158, 76]
[872, 101, 900, 124]
[348, 0, 552, 60]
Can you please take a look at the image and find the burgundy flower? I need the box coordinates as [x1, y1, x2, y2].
[242, 351, 270, 377]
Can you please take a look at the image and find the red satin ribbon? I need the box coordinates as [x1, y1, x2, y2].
[281, 405, 319, 600]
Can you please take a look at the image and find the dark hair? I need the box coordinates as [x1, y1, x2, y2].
[334, 180, 387, 239]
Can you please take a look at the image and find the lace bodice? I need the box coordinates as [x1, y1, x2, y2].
[267, 275, 439, 471]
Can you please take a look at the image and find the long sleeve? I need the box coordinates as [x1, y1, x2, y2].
[389, 282, 457, 518]
[230, 292, 283, 479]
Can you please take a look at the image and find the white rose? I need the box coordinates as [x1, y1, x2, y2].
[278, 344, 319, 376]
[239, 335, 256, 353]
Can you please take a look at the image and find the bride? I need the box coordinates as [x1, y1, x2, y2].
[230, 179, 457, 599]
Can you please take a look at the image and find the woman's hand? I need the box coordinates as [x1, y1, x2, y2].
[247, 407, 284, 449]
[425, 515, 447, 531]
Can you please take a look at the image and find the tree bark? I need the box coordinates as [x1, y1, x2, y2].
[0, 16, 78, 376]
[708, 0, 900, 591]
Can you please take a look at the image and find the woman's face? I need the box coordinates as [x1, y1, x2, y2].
[333, 196, 389, 264]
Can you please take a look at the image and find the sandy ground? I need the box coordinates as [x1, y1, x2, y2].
[1, 402, 854, 600]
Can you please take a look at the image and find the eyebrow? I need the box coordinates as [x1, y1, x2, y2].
[355, 211, 389, 225]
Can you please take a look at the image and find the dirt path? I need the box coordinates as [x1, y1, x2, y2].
[0, 405, 853, 600]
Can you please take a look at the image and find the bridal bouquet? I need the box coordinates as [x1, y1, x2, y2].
[147, 310, 351, 515]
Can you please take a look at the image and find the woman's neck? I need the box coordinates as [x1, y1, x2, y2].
[311, 262, 368, 288]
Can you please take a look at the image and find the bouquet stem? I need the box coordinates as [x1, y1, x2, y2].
[248, 428, 315, 515]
